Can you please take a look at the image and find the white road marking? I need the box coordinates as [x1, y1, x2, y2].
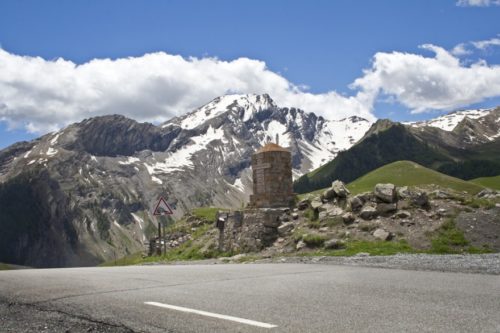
[144, 301, 278, 329]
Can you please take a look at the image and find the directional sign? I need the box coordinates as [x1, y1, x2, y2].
[153, 197, 174, 216]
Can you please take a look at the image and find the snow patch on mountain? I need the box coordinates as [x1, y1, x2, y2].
[168, 94, 277, 130]
[315, 116, 372, 153]
[407, 109, 492, 131]
[145, 125, 225, 173]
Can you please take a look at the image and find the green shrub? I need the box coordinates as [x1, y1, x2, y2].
[302, 233, 328, 247]
[430, 218, 469, 254]
[304, 208, 319, 221]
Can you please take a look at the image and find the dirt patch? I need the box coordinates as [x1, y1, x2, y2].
[456, 207, 500, 251]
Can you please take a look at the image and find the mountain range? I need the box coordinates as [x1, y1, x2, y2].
[294, 107, 500, 193]
[1, 93, 499, 267]
[0, 94, 372, 267]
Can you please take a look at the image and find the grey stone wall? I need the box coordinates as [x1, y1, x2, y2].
[218, 208, 287, 253]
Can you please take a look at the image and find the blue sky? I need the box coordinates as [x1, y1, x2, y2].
[0, 0, 499, 148]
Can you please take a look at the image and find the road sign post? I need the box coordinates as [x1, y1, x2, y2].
[153, 197, 174, 256]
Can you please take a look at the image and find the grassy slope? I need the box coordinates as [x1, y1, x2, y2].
[347, 161, 484, 195]
[470, 175, 500, 190]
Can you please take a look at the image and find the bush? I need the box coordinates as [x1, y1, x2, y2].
[302, 233, 328, 247]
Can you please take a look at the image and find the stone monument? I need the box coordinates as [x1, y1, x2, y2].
[249, 142, 294, 208]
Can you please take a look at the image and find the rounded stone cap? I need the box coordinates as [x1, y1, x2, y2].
[256, 143, 290, 153]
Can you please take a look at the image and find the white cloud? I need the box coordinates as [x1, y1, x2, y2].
[450, 43, 472, 56]
[0, 49, 374, 133]
[456, 0, 500, 6]
[2, 41, 500, 134]
[351, 44, 500, 113]
[472, 36, 500, 49]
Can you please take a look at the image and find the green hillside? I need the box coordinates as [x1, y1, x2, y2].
[470, 175, 500, 190]
[347, 161, 485, 195]
[294, 123, 452, 193]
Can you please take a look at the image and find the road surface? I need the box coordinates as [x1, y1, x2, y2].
[0, 263, 499, 332]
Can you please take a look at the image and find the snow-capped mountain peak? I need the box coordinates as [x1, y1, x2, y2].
[166, 93, 277, 130]
[407, 108, 492, 131]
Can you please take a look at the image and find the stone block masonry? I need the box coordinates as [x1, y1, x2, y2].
[249, 143, 294, 208]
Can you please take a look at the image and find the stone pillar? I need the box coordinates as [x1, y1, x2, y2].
[249, 143, 294, 208]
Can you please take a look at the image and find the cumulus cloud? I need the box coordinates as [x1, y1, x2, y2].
[0, 49, 373, 133]
[456, 0, 500, 6]
[351, 44, 500, 113]
[2, 42, 500, 134]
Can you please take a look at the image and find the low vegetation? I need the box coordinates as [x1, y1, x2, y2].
[347, 161, 484, 195]
[471, 175, 500, 190]
[0, 263, 13, 270]
[428, 218, 491, 254]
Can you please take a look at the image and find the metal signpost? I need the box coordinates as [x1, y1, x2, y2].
[153, 197, 174, 256]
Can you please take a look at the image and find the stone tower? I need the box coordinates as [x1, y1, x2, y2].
[249, 143, 294, 208]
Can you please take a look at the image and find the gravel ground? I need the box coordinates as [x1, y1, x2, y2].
[261, 253, 500, 275]
[150, 253, 500, 275]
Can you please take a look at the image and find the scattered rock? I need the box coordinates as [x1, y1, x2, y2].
[292, 212, 299, 220]
[373, 228, 392, 241]
[432, 190, 452, 199]
[397, 199, 411, 210]
[311, 198, 323, 209]
[280, 214, 290, 222]
[411, 191, 429, 208]
[376, 202, 397, 215]
[395, 210, 412, 219]
[322, 188, 336, 201]
[230, 254, 247, 261]
[374, 183, 397, 203]
[437, 208, 448, 216]
[397, 186, 410, 199]
[359, 205, 378, 220]
[278, 222, 294, 236]
[349, 195, 365, 211]
[296, 240, 306, 250]
[342, 212, 356, 224]
[324, 238, 345, 249]
[355, 252, 370, 257]
[297, 199, 309, 210]
[331, 180, 350, 198]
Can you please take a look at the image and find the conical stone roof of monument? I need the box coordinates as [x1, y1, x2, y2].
[256, 142, 290, 153]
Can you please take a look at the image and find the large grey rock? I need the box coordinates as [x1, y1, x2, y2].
[376, 202, 397, 215]
[359, 206, 378, 220]
[373, 228, 392, 241]
[411, 191, 429, 208]
[397, 186, 410, 199]
[322, 188, 336, 201]
[374, 183, 397, 203]
[331, 180, 350, 198]
[349, 195, 365, 211]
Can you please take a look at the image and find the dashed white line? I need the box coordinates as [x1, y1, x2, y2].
[144, 301, 278, 329]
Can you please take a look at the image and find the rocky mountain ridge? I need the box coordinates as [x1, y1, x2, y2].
[294, 107, 500, 193]
[0, 94, 371, 267]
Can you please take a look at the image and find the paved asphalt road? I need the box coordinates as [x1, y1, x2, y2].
[0, 263, 499, 332]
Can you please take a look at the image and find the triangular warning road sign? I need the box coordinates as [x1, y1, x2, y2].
[153, 197, 174, 216]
